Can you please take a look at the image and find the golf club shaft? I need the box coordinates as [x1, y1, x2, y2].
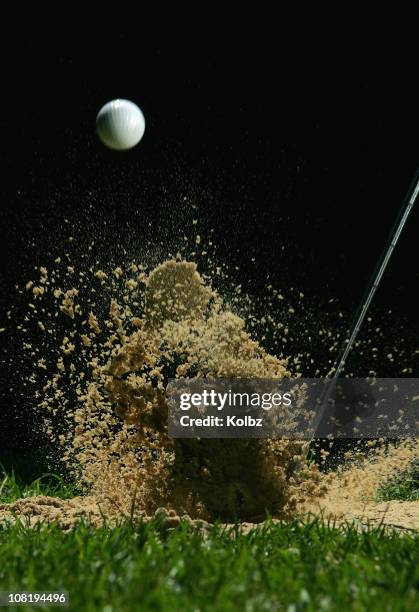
[313, 168, 419, 435]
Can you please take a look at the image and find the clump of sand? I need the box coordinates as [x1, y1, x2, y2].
[16, 259, 310, 522]
[293, 439, 418, 524]
[2, 255, 417, 529]
[81, 261, 312, 521]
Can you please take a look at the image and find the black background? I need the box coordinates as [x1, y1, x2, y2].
[0, 6, 418, 468]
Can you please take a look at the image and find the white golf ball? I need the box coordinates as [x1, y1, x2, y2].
[96, 99, 145, 151]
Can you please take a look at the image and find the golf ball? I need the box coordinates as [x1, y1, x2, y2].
[96, 99, 145, 151]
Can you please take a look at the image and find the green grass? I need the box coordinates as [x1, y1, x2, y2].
[0, 466, 77, 504]
[0, 466, 418, 611]
[376, 462, 419, 502]
[0, 518, 418, 612]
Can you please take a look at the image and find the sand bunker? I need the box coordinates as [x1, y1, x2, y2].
[1, 497, 417, 533]
[0, 496, 104, 531]
[2, 444, 418, 531]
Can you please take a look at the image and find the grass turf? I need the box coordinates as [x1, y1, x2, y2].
[0, 466, 418, 611]
[0, 518, 418, 611]
[376, 461, 419, 502]
[0, 467, 77, 503]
